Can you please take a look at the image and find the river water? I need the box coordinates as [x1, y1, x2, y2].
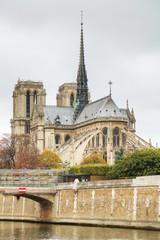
[0, 222, 160, 240]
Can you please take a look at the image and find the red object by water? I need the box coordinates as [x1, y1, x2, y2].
[19, 188, 26, 193]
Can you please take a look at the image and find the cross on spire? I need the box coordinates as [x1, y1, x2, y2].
[108, 81, 113, 97]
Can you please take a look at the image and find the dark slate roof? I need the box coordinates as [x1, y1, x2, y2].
[42, 97, 128, 126]
[75, 96, 128, 124]
[43, 106, 74, 125]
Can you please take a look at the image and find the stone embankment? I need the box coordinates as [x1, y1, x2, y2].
[0, 176, 160, 230]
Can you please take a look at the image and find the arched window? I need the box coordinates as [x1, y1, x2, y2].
[55, 135, 61, 145]
[26, 91, 30, 118]
[103, 151, 107, 162]
[70, 94, 74, 107]
[65, 135, 70, 142]
[33, 91, 37, 104]
[103, 127, 108, 147]
[96, 133, 99, 147]
[113, 127, 120, 147]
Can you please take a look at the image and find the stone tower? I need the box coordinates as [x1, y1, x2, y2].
[56, 83, 77, 107]
[74, 13, 89, 120]
[11, 79, 46, 135]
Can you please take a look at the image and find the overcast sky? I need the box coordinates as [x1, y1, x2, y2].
[0, 0, 160, 147]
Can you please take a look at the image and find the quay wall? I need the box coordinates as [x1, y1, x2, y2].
[1, 176, 160, 230]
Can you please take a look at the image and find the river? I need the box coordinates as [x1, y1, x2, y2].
[0, 222, 160, 240]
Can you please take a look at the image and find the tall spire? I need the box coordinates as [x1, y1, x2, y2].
[74, 11, 89, 120]
[79, 11, 85, 68]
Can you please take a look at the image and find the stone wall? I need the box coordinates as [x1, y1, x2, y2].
[0, 176, 160, 230]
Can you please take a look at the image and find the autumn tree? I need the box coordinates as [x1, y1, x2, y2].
[39, 150, 62, 169]
[0, 134, 16, 169]
[0, 134, 39, 169]
[14, 135, 39, 169]
[81, 153, 107, 165]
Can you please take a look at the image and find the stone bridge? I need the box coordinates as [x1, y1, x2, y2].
[1, 187, 57, 221]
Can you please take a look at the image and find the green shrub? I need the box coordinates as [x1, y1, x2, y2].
[69, 165, 81, 175]
[69, 164, 111, 176]
[108, 149, 160, 178]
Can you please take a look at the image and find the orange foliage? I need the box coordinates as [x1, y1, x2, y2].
[81, 153, 106, 165]
[39, 150, 61, 169]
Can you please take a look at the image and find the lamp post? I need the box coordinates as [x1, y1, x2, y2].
[60, 160, 70, 175]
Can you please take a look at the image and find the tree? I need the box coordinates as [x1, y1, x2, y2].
[39, 150, 62, 168]
[108, 148, 160, 178]
[14, 135, 39, 169]
[0, 134, 16, 169]
[0, 134, 39, 169]
[115, 147, 124, 164]
[81, 153, 107, 165]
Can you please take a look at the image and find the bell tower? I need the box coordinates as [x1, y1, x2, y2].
[11, 79, 46, 135]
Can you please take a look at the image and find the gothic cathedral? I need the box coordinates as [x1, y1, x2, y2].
[11, 19, 153, 166]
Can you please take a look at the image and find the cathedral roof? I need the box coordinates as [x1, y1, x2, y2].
[42, 96, 128, 126]
[44, 106, 74, 125]
[75, 96, 128, 124]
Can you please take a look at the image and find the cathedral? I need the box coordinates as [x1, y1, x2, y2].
[11, 19, 153, 166]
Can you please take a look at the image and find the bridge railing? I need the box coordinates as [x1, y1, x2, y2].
[0, 169, 61, 188]
[0, 179, 57, 188]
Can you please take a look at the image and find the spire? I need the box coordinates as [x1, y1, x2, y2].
[79, 11, 85, 68]
[74, 11, 89, 120]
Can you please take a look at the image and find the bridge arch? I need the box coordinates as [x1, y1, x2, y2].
[14, 193, 53, 205]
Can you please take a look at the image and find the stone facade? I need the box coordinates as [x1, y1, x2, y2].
[56, 83, 77, 107]
[11, 80, 46, 136]
[1, 176, 160, 230]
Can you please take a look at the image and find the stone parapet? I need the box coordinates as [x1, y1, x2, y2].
[0, 176, 160, 230]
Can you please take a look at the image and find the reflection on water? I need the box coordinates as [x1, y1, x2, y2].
[0, 221, 160, 240]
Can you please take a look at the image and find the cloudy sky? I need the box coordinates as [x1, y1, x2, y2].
[0, 0, 159, 147]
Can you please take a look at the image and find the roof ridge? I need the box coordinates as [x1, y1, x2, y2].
[87, 95, 110, 106]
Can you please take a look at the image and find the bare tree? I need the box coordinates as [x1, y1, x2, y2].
[0, 134, 39, 169]
[0, 134, 16, 168]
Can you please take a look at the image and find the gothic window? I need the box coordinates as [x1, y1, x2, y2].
[88, 140, 90, 147]
[113, 127, 120, 148]
[33, 91, 37, 104]
[103, 151, 107, 162]
[25, 121, 30, 134]
[103, 127, 108, 147]
[122, 133, 126, 146]
[70, 94, 74, 107]
[96, 133, 99, 147]
[55, 135, 61, 145]
[26, 91, 30, 118]
[65, 135, 70, 142]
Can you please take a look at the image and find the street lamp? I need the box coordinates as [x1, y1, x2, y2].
[60, 160, 70, 175]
